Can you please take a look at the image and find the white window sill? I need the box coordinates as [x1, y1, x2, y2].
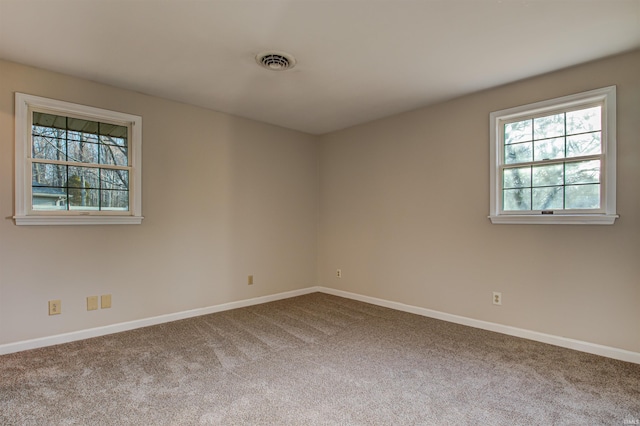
[14, 215, 144, 226]
[488, 214, 618, 225]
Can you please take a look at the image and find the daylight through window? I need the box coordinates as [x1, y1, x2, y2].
[15, 93, 143, 225]
[32, 112, 130, 212]
[489, 87, 617, 225]
[503, 105, 602, 211]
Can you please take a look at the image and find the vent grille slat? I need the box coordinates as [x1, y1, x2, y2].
[256, 51, 296, 71]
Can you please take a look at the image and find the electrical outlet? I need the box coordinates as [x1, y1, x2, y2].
[493, 292, 502, 306]
[336, 269, 342, 278]
[101, 294, 112, 309]
[49, 300, 61, 315]
[248, 275, 254, 285]
[87, 296, 99, 311]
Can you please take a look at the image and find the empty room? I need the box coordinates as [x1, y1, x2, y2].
[0, 0, 639, 424]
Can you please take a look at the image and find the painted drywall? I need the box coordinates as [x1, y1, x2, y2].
[1, 50, 638, 356]
[0, 60, 318, 345]
[318, 50, 640, 353]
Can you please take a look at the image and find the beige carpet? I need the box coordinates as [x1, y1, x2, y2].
[1, 292, 639, 425]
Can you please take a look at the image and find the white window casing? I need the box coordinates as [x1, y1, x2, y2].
[14, 93, 143, 225]
[489, 86, 618, 225]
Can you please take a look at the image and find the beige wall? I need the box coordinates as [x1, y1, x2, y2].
[318, 50, 640, 353]
[0, 60, 319, 345]
[1, 50, 638, 355]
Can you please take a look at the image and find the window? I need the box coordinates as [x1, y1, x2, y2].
[14, 93, 143, 225]
[489, 86, 617, 225]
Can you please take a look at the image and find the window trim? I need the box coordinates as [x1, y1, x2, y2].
[14, 93, 143, 225]
[489, 86, 618, 225]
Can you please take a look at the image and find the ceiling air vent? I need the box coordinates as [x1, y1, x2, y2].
[256, 51, 296, 71]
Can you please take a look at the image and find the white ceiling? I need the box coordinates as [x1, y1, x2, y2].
[1, 0, 639, 135]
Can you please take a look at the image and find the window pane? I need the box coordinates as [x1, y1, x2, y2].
[32, 113, 129, 167]
[32, 164, 68, 211]
[100, 131, 128, 146]
[534, 137, 565, 161]
[33, 125, 63, 138]
[504, 119, 532, 144]
[534, 113, 564, 140]
[532, 186, 563, 210]
[532, 164, 563, 187]
[33, 112, 66, 130]
[565, 160, 600, 185]
[565, 184, 600, 209]
[68, 140, 100, 164]
[504, 142, 532, 164]
[67, 130, 99, 144]
[99, 141, 128, 166]
[101, 190, 129, 210]
[67, 117, 99, 134]
[32, 186, 67, 210]
[503, 188, 531, 210]
[503, 166, 531, 189]
[99, 123, 128, 139]
[33, 135, 67, 161]
[69, 188, 100, 209]
[68, 166, 100, 189]
[32, 163, 66, 187]
[566, 106, 601, 135]
[101, 169, 129, 190]
[566, 132, 601, 158]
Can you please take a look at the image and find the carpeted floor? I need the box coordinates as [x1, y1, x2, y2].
[1, 292, 638, 425]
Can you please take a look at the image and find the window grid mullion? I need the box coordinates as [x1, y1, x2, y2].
[65, 116, 70, 211]
[563, 112, 567, 210]
[29, 158, 130, 171]
[563, 162, 567, 210]
[530, 119, 533, 209]
[501, 153, 602, 170]
[98, 122, 102, 211]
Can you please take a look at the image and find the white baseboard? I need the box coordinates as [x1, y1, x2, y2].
[317, 286, 640, 365]
[0, 287, 318, 356]
[2, 285, 638, 365]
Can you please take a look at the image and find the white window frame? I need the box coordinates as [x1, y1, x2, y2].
[489, 86, 618, 225]
[14, 93, 143, 225]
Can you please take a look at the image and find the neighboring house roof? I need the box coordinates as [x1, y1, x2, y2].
[32, 182, 67, 198]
